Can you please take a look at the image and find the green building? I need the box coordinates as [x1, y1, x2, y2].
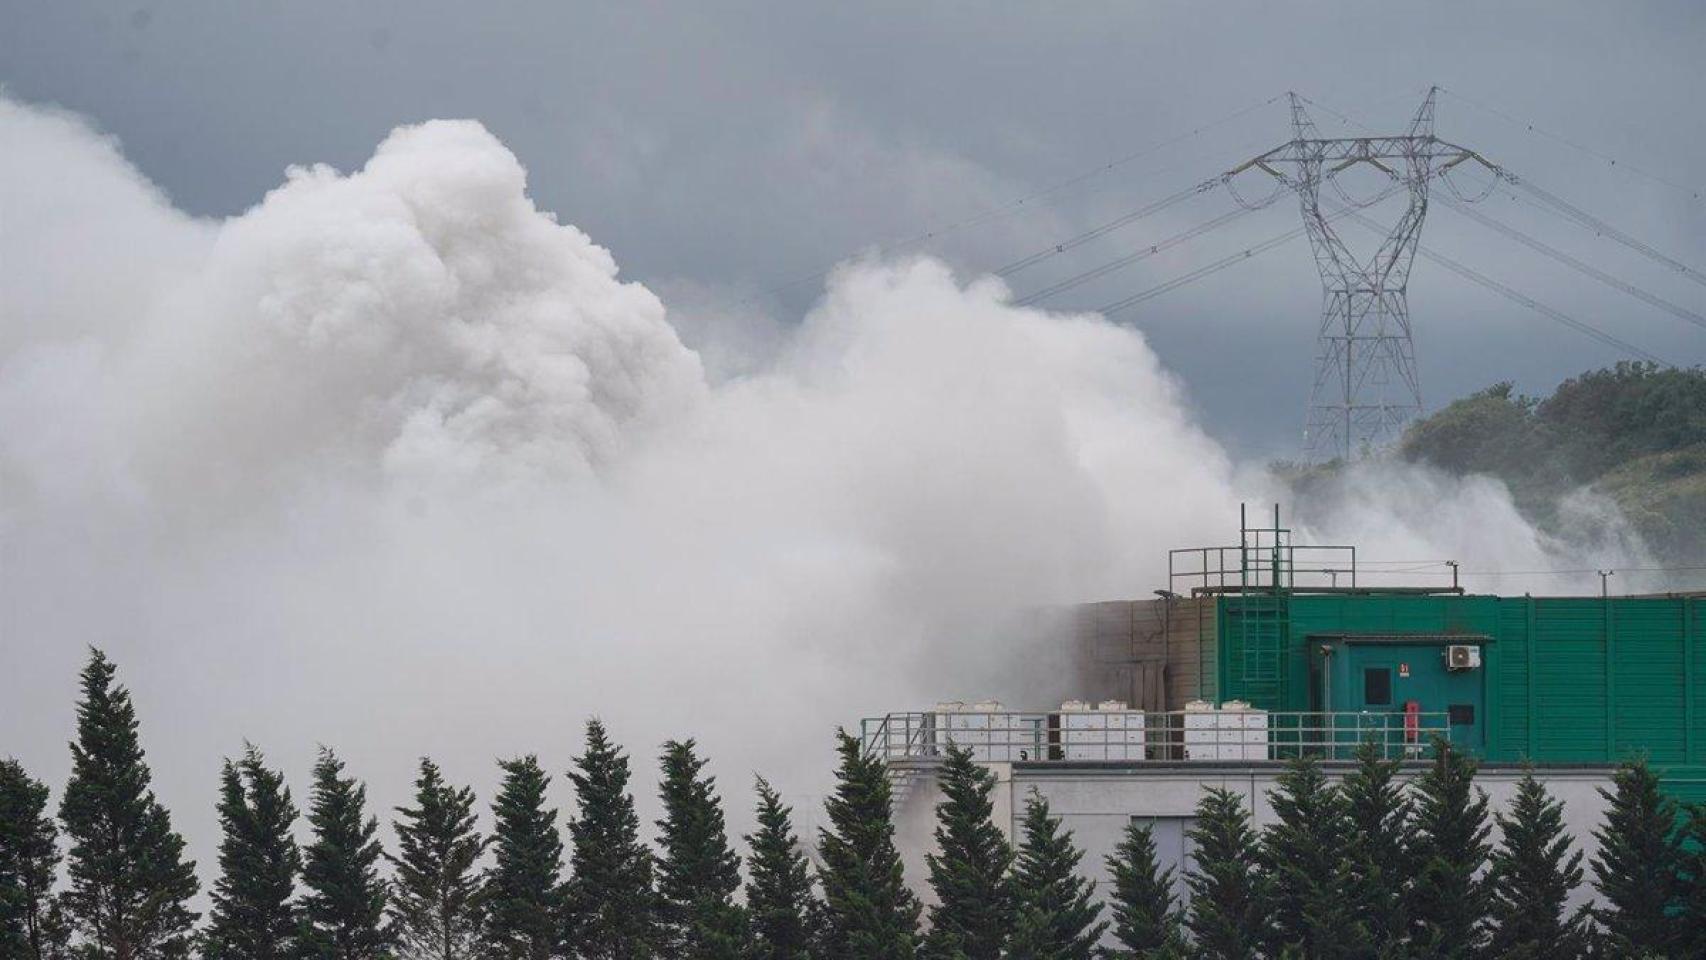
[1062, 506, 1706, 800]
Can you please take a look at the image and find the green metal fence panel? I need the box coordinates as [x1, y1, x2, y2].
[1210, 592, 1702, 797]
[1491, 599, 1532, 760]
[1612, 600, 1688, 762]
[1527, 598, 1609, 762]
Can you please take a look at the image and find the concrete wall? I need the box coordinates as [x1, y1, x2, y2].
[890, 760, 1615, 928]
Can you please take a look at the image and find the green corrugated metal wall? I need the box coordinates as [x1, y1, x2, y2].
[1216, 592, 1705, 800]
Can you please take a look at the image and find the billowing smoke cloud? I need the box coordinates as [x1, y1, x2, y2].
[0, 97, 1648, 871]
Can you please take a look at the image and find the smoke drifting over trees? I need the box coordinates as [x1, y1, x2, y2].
[0, 94, 1654, 872]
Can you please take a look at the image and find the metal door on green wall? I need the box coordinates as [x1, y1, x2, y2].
[1343, 644, 1485, 753]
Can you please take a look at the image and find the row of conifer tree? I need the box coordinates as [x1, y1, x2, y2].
[3, 647, 1706, 959]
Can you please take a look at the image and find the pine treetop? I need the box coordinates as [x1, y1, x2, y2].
[1486, 768, 1587, 957]
[1104, 819, 1184, 958]
[816, 730, 920, 960]
[1590, 757, 1682, 955]
[654, 739, 745, 960]
[1408, 738, 1491, 960]
[205, 744, 302, 960]
[1340, 737, 1413, 946]
[1260, 755, 1365, 959]
[301, 746, 392, 960]
[1007, 791, 1104, 960]
[1184, 786, 1263, 960]
[566, 719, 658, 960]
[1675, 803, 1706, 959]
[485, 755, 563, 960]
[390, 757, 486, 960]
[58, 647, 200, 959]
[923, 744, 1012, 960]
[744, 777, 817, 960]
[0, 758, 65, 959]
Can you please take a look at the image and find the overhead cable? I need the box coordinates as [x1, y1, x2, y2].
[994, 178, 1221, 277]
[1014, 206, 1259, 306]
[742, 93, 1286, 302]
[1498, 176, 1706, 287]
[1436, 193, 1706, 332]
[1436, 87, 1704, 203]
[1333, 206, 1666, 365]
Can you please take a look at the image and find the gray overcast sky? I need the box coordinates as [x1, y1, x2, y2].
[4, 0, 1704, 456]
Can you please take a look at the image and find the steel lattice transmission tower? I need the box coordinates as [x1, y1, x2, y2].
[1227, 88, 1493, 461]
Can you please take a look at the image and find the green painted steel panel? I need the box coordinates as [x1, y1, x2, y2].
[1213, 593, 1704, 795]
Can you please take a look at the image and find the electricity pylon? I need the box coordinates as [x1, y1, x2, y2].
[1225, 87, 1496, 461]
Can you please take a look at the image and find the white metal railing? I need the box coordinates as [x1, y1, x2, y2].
[860, 709, 1451, 764]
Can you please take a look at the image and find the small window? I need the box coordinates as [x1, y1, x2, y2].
[1449, 704, 1476, 726]
[1363, 667, 1393, 706]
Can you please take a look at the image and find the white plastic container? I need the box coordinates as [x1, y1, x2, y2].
[1183, 700, 1220, 760]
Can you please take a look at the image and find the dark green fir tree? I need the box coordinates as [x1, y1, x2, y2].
[565, 720, 658, 960]
[0, 758, 70, 959]
[1183, 786, 1264, 960]
[1674, 802, 1706, 960]
[1589, 757, 1681, 957]
[204, 745, 302, 960]
[1103, 820, 1185, 959]
[1341, 736, 1414, 950]
[483, 756, 563, 960]
[390, 758, 486, 960]
[1006, 792, 1104, 960]
[58, 648, 199, 959]
[921, 744, 1012, 960]
[1260, 755, 1366, 959]
[654, 740, 746, 960]
[300, 747, 392, 960]
[1408, 738, 1491, 960]
[744, 777, 817, 960]
[816, 729, 920, 960]
[1486, 768, 1588, 959]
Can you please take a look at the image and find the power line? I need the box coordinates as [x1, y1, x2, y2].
[1094, 222, 1310, 316]
[1078, 182, 1407, 317]
[1498, 176, 1706, 288]
[1014, 204, 1259, 306]
[1436, 86, 1705, 204]
[994, 178, 1221, 277]
[740, 93, 1285, 303]
[1307, 91, 1706, 288]
[1332, 204, 1667, 365]
[1435, 193, 1706, 332]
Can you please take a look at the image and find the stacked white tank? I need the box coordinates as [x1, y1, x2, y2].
[1183, 700, 1270, 760]
[1060, 700, 1148, 760]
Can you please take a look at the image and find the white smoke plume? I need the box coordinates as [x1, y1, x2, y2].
[0, 96, 1647, 871]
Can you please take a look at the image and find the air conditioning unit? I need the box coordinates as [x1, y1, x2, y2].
[1445, 645, 1482, 671]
